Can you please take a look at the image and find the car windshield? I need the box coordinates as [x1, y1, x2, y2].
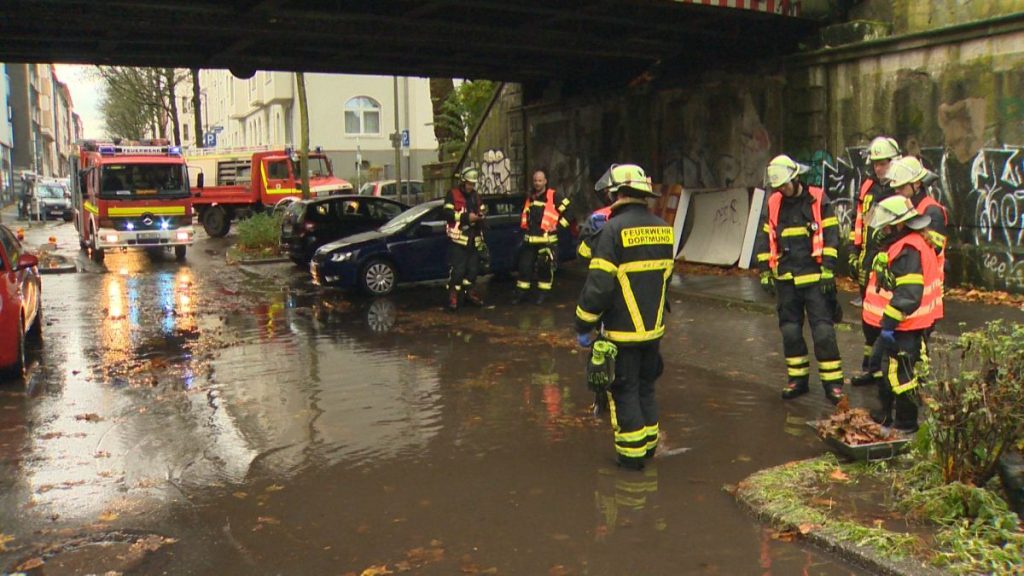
[291, 156, 331, 179]
[358, 182, 375, 195]
[378, 203, 436, 234]
[36, 185, 65, 199]
[100, 163, 189, 199]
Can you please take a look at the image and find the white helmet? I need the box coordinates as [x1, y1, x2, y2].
[866, 136, 901, 163]
[870, 195, 931, 230]
[885, 156, 933, 188]
[595, 164, 657, 197]
[765, 155, 809, 189]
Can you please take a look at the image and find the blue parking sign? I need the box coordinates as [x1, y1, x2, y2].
[204, 132, 217, 147]
[401, 129, 410, 148]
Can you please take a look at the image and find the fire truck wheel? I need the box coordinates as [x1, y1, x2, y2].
[175, 246, 187, 261]
[91, 248, 105, 263]
[202, 206, 231, 238]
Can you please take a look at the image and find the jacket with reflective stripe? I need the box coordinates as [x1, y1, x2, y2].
[520, 188, 569, 242]
[754, 185, 839, 284]
[913, 193, 948, 319]
[575, 202, 674, 345]
[852, 178, 874, 248]
[577, 206, 612, 259]
[861, 231, 941, 331]
[444, 186, 483, 246]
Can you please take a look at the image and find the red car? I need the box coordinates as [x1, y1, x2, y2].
[0, 224, 41, 377]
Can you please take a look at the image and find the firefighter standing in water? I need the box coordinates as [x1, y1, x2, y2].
[849, 137, 901, 386]
[575, 164, 673, 471]
[444, 167, 486, 311]
[514, 170, 571, 304]
[754, 155, 845, 404]
[860, 196, 940, 431]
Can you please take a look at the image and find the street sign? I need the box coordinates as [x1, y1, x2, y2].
[204, 132, 217, 147]
[401, 129, 410, 148]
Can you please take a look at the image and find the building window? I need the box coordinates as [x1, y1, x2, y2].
[183, 124, 189, 142]
[344, 96, 381, 135]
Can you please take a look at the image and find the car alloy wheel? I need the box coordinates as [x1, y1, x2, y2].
[363, 260, 396, 296]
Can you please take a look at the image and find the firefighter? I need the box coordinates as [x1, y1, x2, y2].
[755, 155, 845, 404]
[575, 164, 673, 471]
[514, 170, 571, 304]
[577, 177, 617, 261]
[443, 167, 486, 311]
[849, 137, 901, 387]
[860, 196, 940, 431]
[887, 156, 948, 266]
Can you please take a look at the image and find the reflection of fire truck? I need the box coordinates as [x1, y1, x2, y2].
[186, 147, 353, 237]
[70, 140, 195, 263]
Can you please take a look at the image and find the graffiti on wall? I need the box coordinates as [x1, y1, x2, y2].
[478, 149, 511, 195]
[810, 144, 1024, 290]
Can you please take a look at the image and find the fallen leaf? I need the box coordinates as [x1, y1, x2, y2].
[360, 565, 393, 576]
[75, 413, 103, 422]
[98, 511, 119, 522]
[0, 533, 14, 552]
[15, 557, 44, 571]
[257, 516, 280, 525]
[798, 523, 815, 535]
[264, 484, 285, 492]
[735, 454, 752, 462]
[232, 491, 248, 499]
[829, 469, 850, 482]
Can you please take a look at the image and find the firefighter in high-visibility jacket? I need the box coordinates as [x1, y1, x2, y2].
[860, 196, 941, 431]
[754, 155, 845, 404]
[443, 167, 486, 311]
[888, 155, 948, 291]
[849, 137, 901, 386]
[575, 164, 673, 471]
[514, 170, 571, 304]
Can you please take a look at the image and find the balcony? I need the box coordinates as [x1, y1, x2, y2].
[264, 72, 293, 105]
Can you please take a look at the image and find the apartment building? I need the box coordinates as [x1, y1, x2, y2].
[0, 65, 13, 202]
[179, 71, 438, 187]
[5, 63, 79, 180]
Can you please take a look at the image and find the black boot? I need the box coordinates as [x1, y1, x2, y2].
[617, 455, 644, 471]
[870, 385, 894, 426]
[512, 289, 528, 305]
[849, 372, 878, 387]
[893, 393, 919, 432]
[781, 379, 809, 400]
[823, 383, 845, 405]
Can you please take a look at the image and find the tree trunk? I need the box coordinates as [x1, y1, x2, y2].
[429, 78, 455, 161]
[296, 72, 310, 200]
[166, 68, 182, 146]
[191, 68, 203, 148]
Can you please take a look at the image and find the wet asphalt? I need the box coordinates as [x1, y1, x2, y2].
[0, 218, 878, 575]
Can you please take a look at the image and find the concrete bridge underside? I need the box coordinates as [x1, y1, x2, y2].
[0, 0, 815, 84]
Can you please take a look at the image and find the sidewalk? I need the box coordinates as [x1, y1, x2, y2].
[671, 268, 1024, 336]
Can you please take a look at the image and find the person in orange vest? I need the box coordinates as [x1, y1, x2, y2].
[443, 167, 486, 312]
[754, 155, 845, 404]
[848, 137, 900, 387]
[887, 156, 948, 268]
[861, 196, 941, 431]
[513, 170, 571, 304]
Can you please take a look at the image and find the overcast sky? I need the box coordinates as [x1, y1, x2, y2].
[53, 64, 104, 139]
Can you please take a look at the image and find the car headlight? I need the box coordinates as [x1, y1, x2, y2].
[330, 251, 353, 262]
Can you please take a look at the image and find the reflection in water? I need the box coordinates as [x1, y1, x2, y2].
[366, 298, 397, 333]
[594, 466, 663, 540]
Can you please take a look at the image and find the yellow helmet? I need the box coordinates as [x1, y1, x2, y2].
[595, 164, 657, 197]
[765, 155, 809, 189]
[866, 136, 901, 162]
[870, 195, 931, 230]
[460, 167, 479, 183]
[885, 156, 932, 188]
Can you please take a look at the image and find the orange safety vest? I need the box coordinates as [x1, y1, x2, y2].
[446, 187, 480, 246]
[852, 179, 874, 248]
[520, 189, 560, 233]
[767, 186, 826, 272]
[861, 232, 942, 330]
[914, 195, 948, 319]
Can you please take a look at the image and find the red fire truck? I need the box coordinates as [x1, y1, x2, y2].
[186, 147, 353, 237]
[70, 140, 195, 263]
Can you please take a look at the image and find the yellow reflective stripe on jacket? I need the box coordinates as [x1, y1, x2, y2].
[525, 234, 558, 244]
[576, 306, 601, 323]
[821, 216, 839, 228]
[762, 223, 771, 233]
[443, 203, 454, 210]
[895, 273, 924, 286]
[756, 252, 771, 262]
[883, 305, 905, 321]
[605, 326, 665, 343]
[614, 259, 673, 342]
[793, 272, 821, 286]
[926, 229, 947, 249]
[780, 227, 809, 237]
[590, 258, 618, 274]
[578, 241, 592, 259]
[822, 247, 838, 258]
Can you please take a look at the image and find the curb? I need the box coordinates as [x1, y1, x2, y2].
[39, 264, 78, 275]
[230, 256, 292, 265]
[733, 463, 949, 576]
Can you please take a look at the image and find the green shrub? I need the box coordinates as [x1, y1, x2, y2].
[922, 320, 1024, 485]
[235, 211, 282, 252]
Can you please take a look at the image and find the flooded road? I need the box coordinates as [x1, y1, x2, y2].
[0, 222, 874, 575]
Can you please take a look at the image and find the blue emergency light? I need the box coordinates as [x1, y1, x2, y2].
[99, 145, 116, 156]
[168, 146, 182, 157]
[126, 222, 135, 231]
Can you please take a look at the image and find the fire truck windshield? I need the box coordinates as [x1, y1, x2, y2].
[100, 164, 189, 199]
[291, 156, 331, 179]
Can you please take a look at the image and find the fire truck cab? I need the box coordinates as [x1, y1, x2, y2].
[70, 140, 194, 263]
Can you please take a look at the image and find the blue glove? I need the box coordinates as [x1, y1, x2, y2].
[577, 332, 595, 348]
[879, 329, 897, 350]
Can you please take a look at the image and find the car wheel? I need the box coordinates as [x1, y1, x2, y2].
[27, 304, 42, 341]
[361, 259, 397, 296]
[63, 212, 74, 222]
[90, 224, 105, 263]
[174, 245, 187, 261]
[202, 206, 231, 237]
[2, 318, 26, 380]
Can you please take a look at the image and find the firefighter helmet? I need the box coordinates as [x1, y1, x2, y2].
[885, 156, 932, 188]
[765, 155, 809, 189]
[870, 195, 931, 230]
[595, 164, 657, 197]
[460, 167, 479, 183]
[866, 136, 901, 162]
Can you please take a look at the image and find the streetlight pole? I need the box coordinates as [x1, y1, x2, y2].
[393, 76, 401, 195]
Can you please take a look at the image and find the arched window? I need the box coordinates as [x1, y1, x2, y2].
[345, 96, 381, 136]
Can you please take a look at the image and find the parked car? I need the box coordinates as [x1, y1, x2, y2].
[359, 179, 425, 204]
[310, 194, 576, 296]
[280, 195, 409, 264]
[0, 224, 42, 378]
[29, 179, 73, 221]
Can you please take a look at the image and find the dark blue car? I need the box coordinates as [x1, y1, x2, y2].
[310, 195, 576, 296]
